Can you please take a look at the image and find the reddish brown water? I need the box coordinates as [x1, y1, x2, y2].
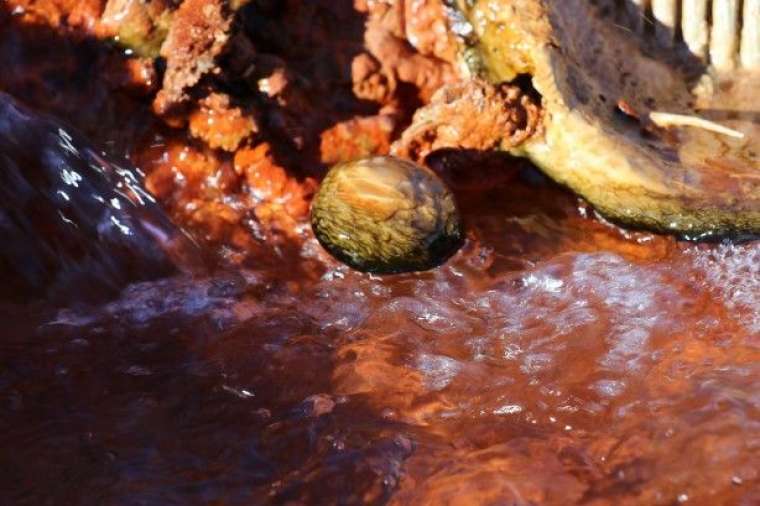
[2, 171, 758, 505]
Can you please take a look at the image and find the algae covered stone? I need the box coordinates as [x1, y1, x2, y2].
[311, 156, 463, 273]
[411, 0, 760, 237]
[101, 0, 174, 58]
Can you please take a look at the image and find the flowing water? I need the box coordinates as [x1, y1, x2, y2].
[2, 158, 758, 504]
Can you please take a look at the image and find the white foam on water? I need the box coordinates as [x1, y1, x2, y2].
[522, 272, 565, 293]
[493, 403, 524, 415]
[416, 353, 462, 391]
[593, 379, 627, 397]
[689, 242, 760, 334]
[469, 253, 677, 375]
[389, 296, 474, 333]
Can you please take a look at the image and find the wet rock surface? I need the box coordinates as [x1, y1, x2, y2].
[393, 79, 544, 162]
[311, 156, 463, 273]
[0, 94, 197, 302]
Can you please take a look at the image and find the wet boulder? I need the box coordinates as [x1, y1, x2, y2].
[0, 93, 198, 303]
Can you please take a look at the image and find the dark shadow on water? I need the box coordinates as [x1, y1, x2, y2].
[0, 6, 158, 155]
[221, 0, 386, 179]
[0, 272, 413, 505]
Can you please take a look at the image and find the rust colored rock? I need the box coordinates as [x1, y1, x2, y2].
[351, 52, 396, 103]
[100, 0, 175, 58]
[102, 57, 158, 95]
[7, 0, 105, 33]
[153, 0, 231, 114]
[233, 143, 289, 202]
[189, 92, 258, 151]
[403, 0, 459, 63]
[453, 0, 760, 235]
[319, 114, 396, 165]
[234, 143, 316, 231]
[393, 79, 543, 162]
[363, 2, 458, 103]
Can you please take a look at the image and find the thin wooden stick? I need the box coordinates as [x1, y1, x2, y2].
[649, 111, 745, 139]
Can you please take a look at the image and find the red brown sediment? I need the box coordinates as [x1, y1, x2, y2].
[188, 92, 258, 151]
[152, 0, 231, 115]
[232, 143, 317, 238]
[351, 52, 396, 104]
[233, 143, 316, 216]
[319, 114, 397, 165]
[402, 0, 459, 63]
[362, 0, 458, 103]
[142, 142, 224, 202]
[140, 142, 243, 245]
[102, 56, 158, 94]
[139, 139, 314, 259]
[7, 0, 105, 33]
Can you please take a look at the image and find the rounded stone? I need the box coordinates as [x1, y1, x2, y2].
[311, 156, 464, 273]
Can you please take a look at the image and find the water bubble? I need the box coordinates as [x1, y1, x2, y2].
[417, 354, 462, 391]
[493, 404, 523, 415]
